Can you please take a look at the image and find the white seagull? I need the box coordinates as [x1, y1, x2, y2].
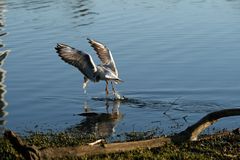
[55, 38, 123, 96]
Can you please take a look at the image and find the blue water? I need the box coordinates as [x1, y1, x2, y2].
[0, 0, 240, 137]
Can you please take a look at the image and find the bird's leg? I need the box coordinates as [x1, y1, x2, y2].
[105, 80, 109, 96]
[83, 77, 89, 94]
[111, 81, 121, 99]
[111, 81, 116, 95]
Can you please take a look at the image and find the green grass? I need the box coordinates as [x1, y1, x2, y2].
[24, 131, 98, 148]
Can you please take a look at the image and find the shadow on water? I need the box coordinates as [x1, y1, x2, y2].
[0, 0, 8, 135]
[66, 100, 123, 138]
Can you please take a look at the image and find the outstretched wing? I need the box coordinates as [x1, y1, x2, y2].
[87, 38, 118, 76]
[55, 43, 97, 79]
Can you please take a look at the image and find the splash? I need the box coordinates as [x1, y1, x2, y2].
[83, 89, 87, 94]
[113, 91, 123, 100]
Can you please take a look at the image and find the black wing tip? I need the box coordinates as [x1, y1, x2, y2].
[55, 43, 70, 51]
[55, 43, 63, 50]
[87, 38, 95, 44]
[87, 38, 102, 44]
[56, 43, 66, 47]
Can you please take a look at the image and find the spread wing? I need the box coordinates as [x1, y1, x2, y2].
[87, 38, 118, 76]
[55, 43, 97, 79]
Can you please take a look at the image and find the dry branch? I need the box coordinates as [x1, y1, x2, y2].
[40, 137, 171, 159]
[173, 108, 240, 142]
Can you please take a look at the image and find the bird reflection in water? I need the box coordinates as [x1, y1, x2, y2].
[69, 100, 123, 138]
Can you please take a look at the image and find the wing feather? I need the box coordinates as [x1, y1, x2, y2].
[55, 43, 97, 79]
[87, 38, 118, 76]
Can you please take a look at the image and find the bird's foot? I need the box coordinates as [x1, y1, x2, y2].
[110, 81, 122, 100]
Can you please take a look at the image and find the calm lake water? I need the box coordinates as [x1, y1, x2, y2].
[0, 0, 240, 138]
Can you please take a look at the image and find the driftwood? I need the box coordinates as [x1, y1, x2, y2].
[4, 108, 240, 159]
[172, 108, 240, 142]
[40, 137, 171, 159]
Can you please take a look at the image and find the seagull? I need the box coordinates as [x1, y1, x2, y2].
[55, 38, 123, 97]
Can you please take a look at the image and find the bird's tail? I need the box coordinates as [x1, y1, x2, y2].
[114, 78, 124, 84]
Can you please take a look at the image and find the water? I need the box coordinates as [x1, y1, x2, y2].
[0, 0, 240, 138]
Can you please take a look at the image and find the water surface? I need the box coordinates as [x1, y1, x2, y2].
[1, 0, 240, 138]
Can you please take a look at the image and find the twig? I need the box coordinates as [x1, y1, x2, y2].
[88, 139, 105, 146]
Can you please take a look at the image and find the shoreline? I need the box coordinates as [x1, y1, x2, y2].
[1, 128, 239, 160]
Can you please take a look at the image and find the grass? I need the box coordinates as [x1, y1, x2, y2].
[85, 133, 239, 160]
